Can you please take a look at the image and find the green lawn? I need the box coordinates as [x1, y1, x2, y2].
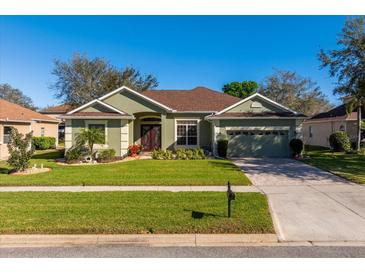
[304, 146, 365, 184]
[0, 150, 250, 186]
[0, 191, 273, 234]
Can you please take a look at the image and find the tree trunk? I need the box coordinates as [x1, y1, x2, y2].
[357, 104, 362, 151]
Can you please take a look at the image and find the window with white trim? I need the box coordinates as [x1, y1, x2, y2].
[176, 120, 198, 146]
[309, 126, 313, 137]
[41, 127, 45, 137]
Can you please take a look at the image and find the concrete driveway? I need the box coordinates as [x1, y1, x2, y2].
[234, 158, 365, 242]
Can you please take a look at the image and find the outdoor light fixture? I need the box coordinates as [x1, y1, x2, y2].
[227, 181, 236, 218]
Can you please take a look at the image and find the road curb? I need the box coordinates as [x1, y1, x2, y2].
[0, 234, 277, 248]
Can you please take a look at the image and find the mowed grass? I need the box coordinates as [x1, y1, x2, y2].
[0, 150, 250, 186]
[304, 146, 365, 184]
[0, 192, 273, 234]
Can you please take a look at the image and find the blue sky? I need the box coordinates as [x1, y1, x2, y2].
[0, 16, 346, 108]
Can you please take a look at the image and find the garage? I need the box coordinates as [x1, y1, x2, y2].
[227, 129, 290, 158]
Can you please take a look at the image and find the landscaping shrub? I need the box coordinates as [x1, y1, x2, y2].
[7, 127, 34, 171]
[152, 149, 173, 160]
[176, 148, 205, 160]
[289, 138, 304, 157]
[217, 139, 228, 158]
[128, 144, 143, 157]
[65, 146, 84, 163]
[97, 149, 116, 162]
[329, 131, 351, 152]
[32, 137, 56, 150]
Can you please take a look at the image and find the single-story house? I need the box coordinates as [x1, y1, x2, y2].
[303, 104, 364, 148]
[63, 86, 306, 158]
[40, 104, 74, 142]
[0, 99, 59, 160]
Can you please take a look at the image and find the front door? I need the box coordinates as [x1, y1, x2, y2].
[141, 125, 161, 151]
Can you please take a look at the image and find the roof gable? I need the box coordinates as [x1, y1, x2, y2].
[67, 99, 127, 115]
[215, 93, 299, 115]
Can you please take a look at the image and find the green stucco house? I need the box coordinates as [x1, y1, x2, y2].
[63, 86, 306, 158]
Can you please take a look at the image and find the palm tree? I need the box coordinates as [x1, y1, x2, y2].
[75, 128, 105, 157]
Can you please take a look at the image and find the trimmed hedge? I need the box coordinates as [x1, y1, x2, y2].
[152, 149, 173, 160]
[176, 148, 205, 160]
[289, 138, 304, 157]
[329, 131, 351, 152]
[217, 139, 228, 158]
[97, 149, 116, 162]
[32, 137, 56, 150]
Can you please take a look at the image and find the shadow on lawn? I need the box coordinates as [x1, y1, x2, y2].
[184, 209, 225, 219]
[32, 150, 64, 160]
[0, 167, 10, 174]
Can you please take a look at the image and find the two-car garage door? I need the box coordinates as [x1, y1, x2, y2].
[227, 129, 289, 158]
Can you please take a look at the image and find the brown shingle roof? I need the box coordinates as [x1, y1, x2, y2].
[40, 104, 74, 114]
[0, 99, 58, 123]
[211, 112, 307, 118]
[142, 87, 241, 112]
[309, 104, 364, 120]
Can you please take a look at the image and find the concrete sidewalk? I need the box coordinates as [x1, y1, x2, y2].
[0, 186, 260, 192]
[0, 234, 277, 248]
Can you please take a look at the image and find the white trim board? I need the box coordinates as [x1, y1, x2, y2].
[215, 93, 299, 115]
[225, 126, 290, 131]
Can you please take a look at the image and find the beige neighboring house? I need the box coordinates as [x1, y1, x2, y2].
[39, 104, 73, 141]
[303, 104, 364, 148]
[0, 99, 59, 160]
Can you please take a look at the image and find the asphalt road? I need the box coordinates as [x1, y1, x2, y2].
[1, 245, 365, 258]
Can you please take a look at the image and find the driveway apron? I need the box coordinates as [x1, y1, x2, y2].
[234, 158, 365, 242]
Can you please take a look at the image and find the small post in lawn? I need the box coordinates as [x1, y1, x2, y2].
[227, 181, 236, 218]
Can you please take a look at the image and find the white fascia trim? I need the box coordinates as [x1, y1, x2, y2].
[0, 119, 32, 124]
[98, 86, 174, 112]
[215, 93, 299, 115]
[207, 116, 303, 120]
[61, 115, 134, 120]
[67, 99, 127, 115]
[31, 119, 59, 123]
[172, 111, 217, 114]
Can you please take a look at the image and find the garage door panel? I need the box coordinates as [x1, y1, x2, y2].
[227, 130, 289, 158]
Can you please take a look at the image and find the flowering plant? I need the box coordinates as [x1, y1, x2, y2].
[128, 144, 143, 157]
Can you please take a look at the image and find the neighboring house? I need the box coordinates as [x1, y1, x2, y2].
[63, 86, 306, 158]
[40, 104, 74, 142]
[303, 104, 364, 148]
[0, 99, 59, 160]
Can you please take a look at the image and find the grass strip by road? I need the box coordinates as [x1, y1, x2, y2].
[0, 150, 250, 186]
[304, 146, 365, 184]
[0, 192, 273, 234]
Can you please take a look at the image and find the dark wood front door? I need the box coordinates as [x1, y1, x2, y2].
[141, 125, 161, 151]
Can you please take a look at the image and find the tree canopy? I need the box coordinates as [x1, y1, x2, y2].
[0, 83, 36, 110]
[319, 16, 365, 151]
[223, 80, 258, 98]
[258, 69, 332, 116]
[51, 54, 159, 106]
